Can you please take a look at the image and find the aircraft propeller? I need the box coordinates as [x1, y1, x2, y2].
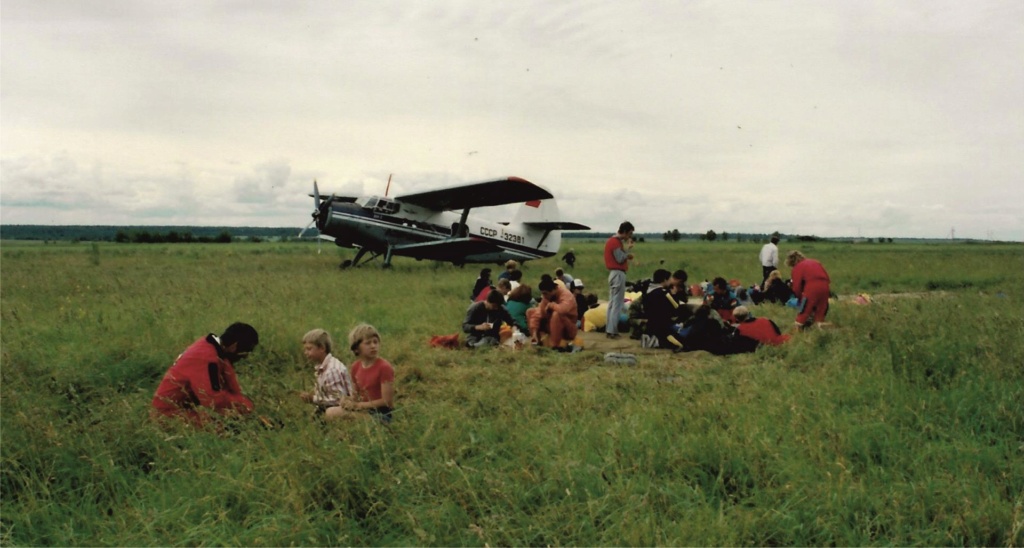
[298, 180, 332, 253]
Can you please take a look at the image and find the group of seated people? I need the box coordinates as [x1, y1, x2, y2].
[464, 261, 596, 351]
[464, 261, 795, 356]
[628, 270, 792, 355]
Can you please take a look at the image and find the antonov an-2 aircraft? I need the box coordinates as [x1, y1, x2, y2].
[300, 176, 590, 268]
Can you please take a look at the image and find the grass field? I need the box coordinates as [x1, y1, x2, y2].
[2, 239, 1023, 545]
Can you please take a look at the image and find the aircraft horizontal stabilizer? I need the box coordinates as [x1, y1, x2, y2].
[389, 238, 501, 262]
[397, 177, 553, 211]
[522, 221, 591, 231]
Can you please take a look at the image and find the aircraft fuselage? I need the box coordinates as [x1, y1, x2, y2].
[319, 196, 560, 264]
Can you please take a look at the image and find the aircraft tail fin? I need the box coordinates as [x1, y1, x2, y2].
[511, 198, 562, 226]
[513, 198, 590, 230]
[511, 198, 590, 254]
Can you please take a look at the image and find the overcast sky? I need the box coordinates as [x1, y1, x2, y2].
[2, 1, 1022, 240]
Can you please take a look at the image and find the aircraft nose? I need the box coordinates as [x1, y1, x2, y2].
[319, 201, 362, 232]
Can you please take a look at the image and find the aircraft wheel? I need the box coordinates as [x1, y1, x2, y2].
[339, 259, 353, 269]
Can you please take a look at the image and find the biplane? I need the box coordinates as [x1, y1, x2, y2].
[300, 176, 590, 267]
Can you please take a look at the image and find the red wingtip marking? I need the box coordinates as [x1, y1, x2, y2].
[525, 200, 541, 208]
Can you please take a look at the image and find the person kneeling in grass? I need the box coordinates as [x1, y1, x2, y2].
[151, 322, 259, 428]
[338, 324, 395, 423]
[526, 278, 579, 350]
[299, 328, 353, 420]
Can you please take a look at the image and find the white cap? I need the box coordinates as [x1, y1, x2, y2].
[573, 279, 585, 289]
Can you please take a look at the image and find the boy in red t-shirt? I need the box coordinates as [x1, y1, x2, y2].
[340, 323, 395, 423]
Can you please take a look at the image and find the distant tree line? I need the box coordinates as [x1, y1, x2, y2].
[660, 230, 899, 244]
[0, 225, 300, 242]
[114, 230, 234, 244]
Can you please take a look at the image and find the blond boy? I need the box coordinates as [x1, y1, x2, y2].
[339, 324, 395, 423]
[299, 329, 353, 420]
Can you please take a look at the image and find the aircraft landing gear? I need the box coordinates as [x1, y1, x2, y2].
[340, 247, 394, 269]
[341, 248, 374, 269]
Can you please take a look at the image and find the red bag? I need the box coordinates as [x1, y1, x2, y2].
[429, 334, 461, 349]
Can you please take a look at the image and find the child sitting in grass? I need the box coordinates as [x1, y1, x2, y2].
[340, 323, 395, 423]
[298, 328, 352, 421]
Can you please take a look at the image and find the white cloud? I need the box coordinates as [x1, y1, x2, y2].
[2, 0, 1022, 240]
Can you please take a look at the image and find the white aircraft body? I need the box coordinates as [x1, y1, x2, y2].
[302, 176, 589, 267]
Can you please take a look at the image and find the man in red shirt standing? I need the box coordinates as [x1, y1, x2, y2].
[786, 250, 832, 329]
[604, 221, 635, 339]
[151, 322, 259, 428]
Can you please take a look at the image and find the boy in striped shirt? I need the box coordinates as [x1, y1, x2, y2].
[299, 328, 353, 420]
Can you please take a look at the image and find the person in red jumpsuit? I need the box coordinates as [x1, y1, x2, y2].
[733, 306, 791, 346]
[151, 322, 259, 428]
[786, 250, 832, 329]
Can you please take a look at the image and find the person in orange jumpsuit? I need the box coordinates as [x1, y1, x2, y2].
[786, 250, 832, 328]
[526, 278, 579, 350]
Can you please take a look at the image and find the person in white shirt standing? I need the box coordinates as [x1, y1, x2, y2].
[759, 235, 780, 285]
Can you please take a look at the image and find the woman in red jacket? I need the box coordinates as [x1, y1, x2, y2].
[786, 250, 831, 329]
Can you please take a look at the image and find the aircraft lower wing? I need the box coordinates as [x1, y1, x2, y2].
[388, 238, 503, 262]
[397, 177, 554, 211]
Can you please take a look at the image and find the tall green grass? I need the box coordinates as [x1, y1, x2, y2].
[2, 241, 1022, 545]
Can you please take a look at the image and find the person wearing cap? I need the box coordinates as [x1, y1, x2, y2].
[571, 278, 588, 326]
[733, 306, 790, 346]
[604, 221, 635, 339]
[151, 322, 259, 427]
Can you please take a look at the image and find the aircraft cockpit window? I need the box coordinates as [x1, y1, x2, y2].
[363, 198, 379, 210]
[375, 200, 399, 214]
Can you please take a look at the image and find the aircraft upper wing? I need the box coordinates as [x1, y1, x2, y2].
[396, 177, 553, 211]
[522, 221, 591, 231]
[388, 238, 502, 262]
[307, 195, 359, 204]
